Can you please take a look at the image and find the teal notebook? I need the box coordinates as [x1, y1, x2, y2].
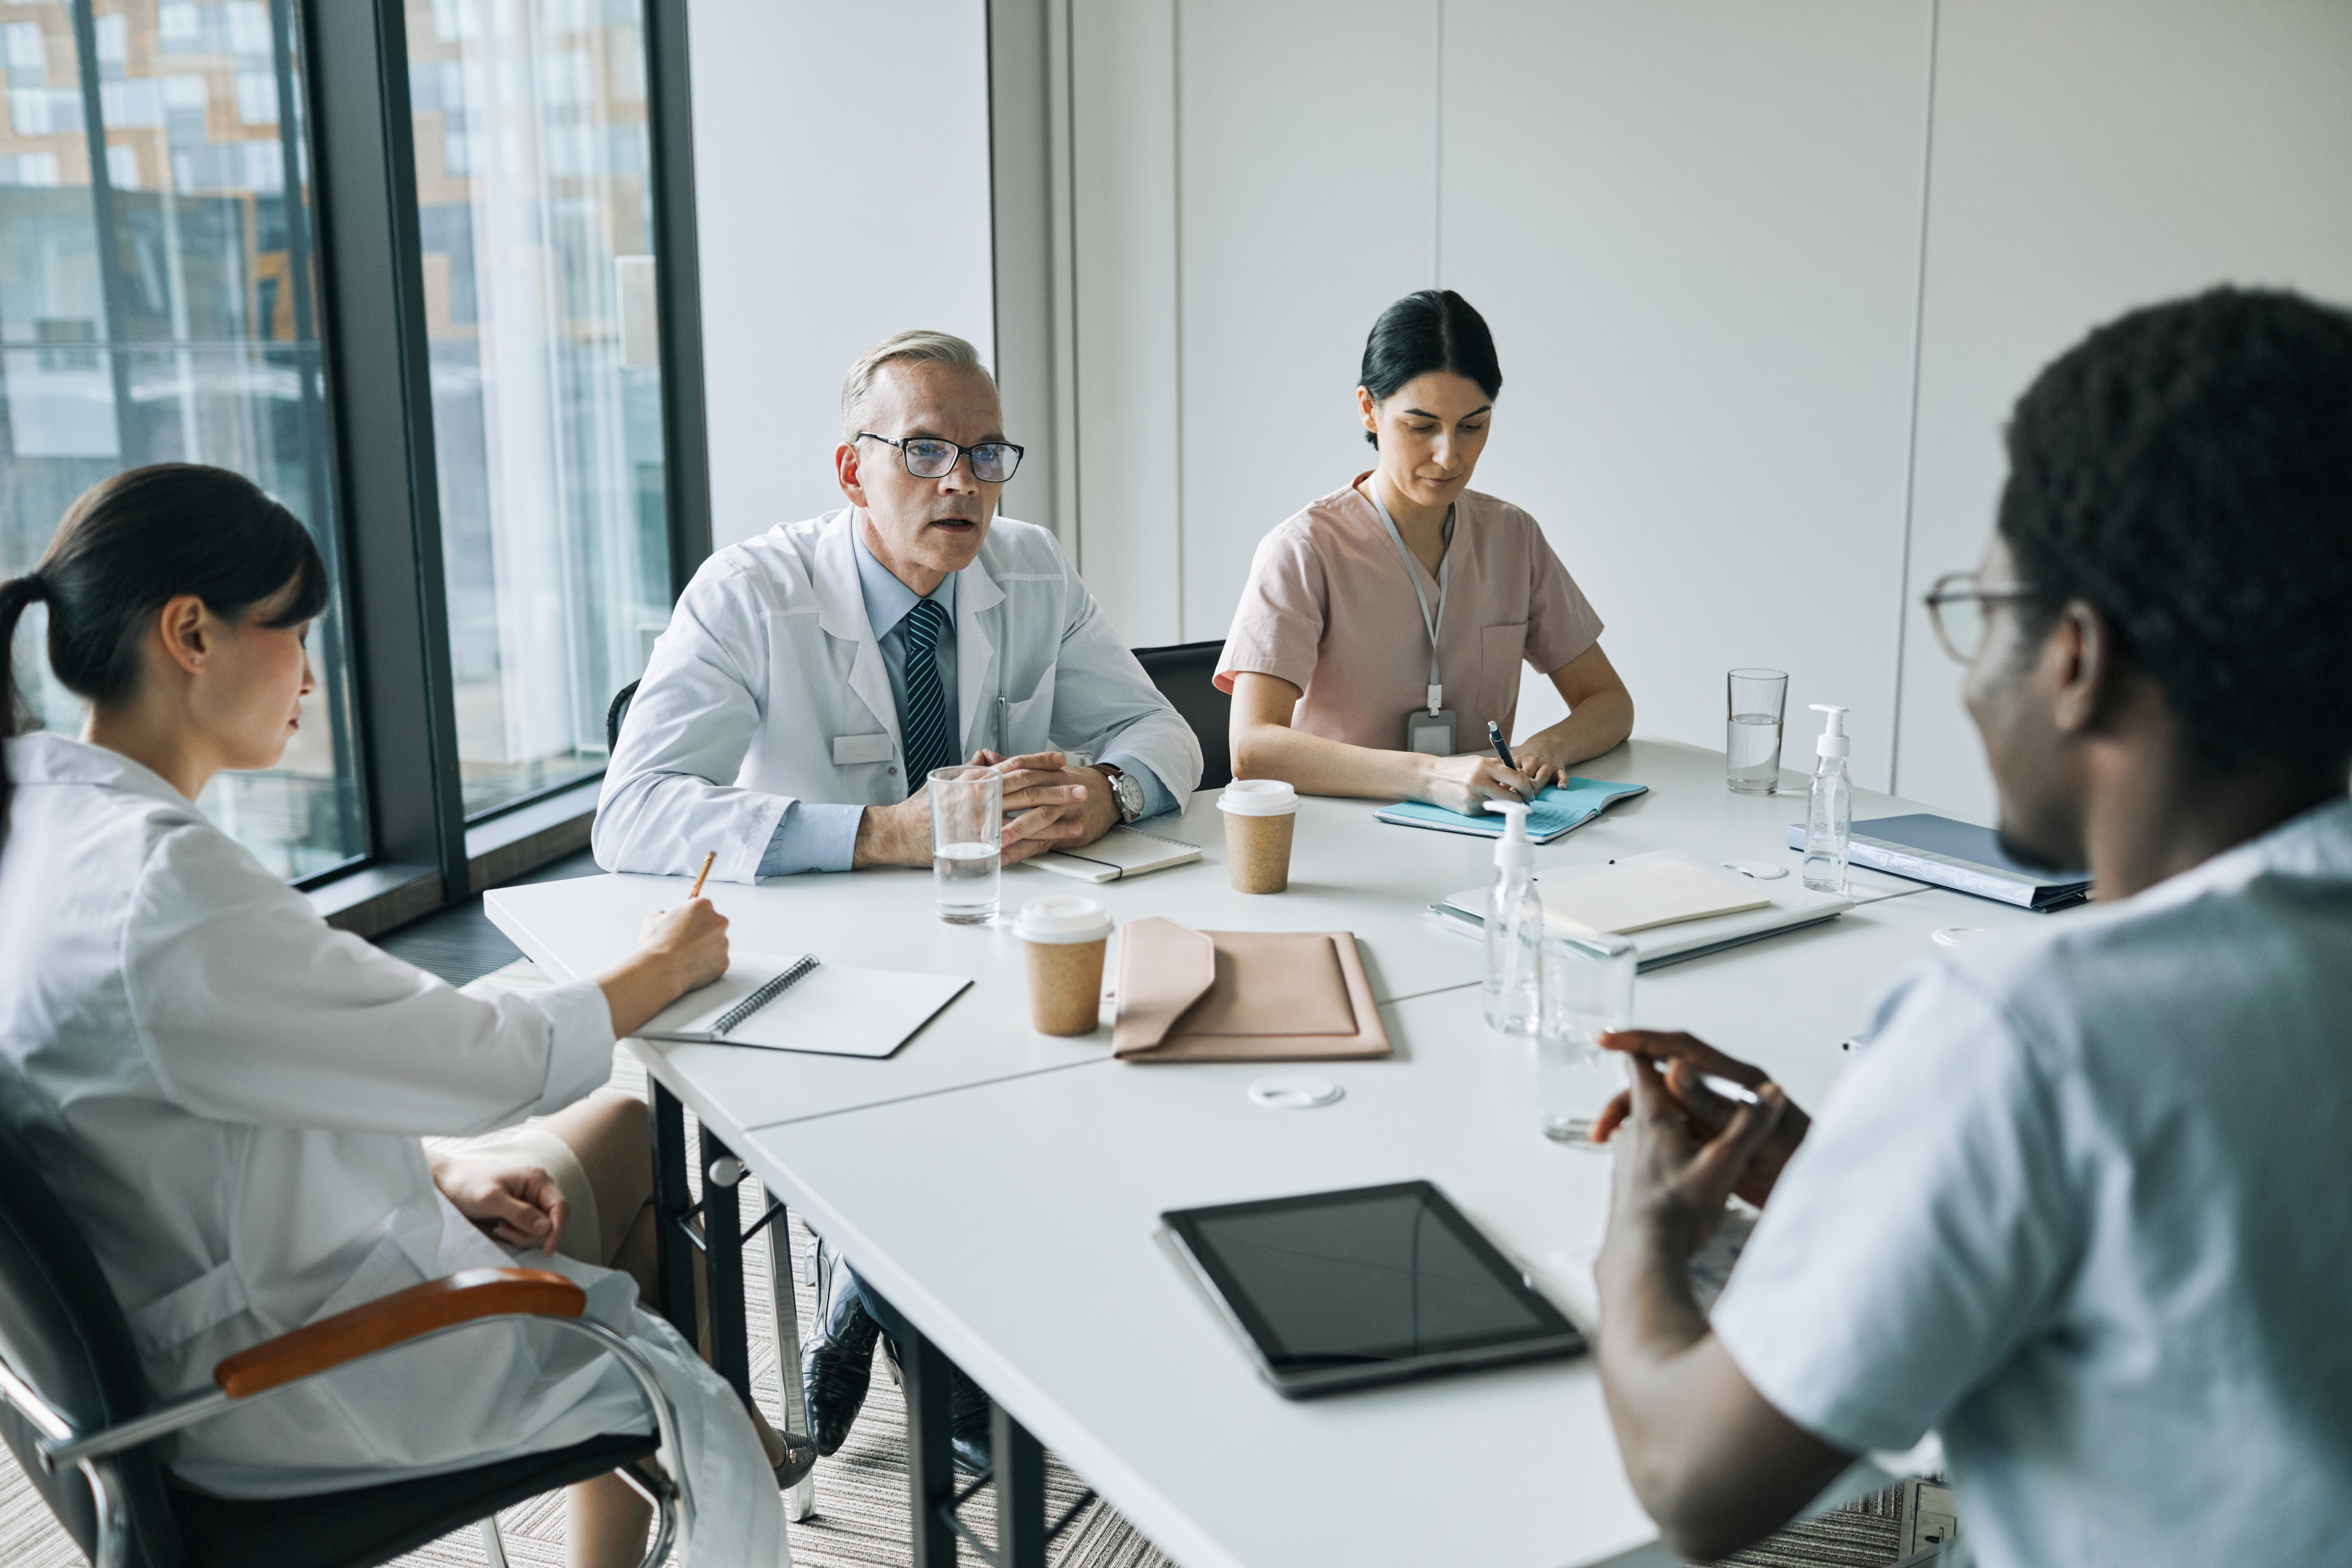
[1375, 777, 1649, 844]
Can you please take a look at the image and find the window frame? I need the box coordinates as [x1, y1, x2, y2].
[293, 0, 712, 931]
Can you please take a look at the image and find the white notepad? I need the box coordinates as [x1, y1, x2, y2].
[1030, 825, 1204, 883]
[1537, 860, 1773, 934]
[635, 953, 971, 1058]
[1440, 849, 1853, 969]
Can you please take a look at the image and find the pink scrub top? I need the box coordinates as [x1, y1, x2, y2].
[1214, 475, 1604, 752]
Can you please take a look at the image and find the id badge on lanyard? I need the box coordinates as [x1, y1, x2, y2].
[1366, 482, 1458, 755]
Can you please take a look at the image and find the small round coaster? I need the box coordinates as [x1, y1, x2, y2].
[1248, 1074, 1344, 1110]
[1722, 859, 1789, 881]
[1932, 926, 1986, 947]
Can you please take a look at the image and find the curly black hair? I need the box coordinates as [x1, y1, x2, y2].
[1998, 287, 2352, 775]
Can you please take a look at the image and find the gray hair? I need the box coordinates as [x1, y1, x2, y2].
[840, 330, 995, 442]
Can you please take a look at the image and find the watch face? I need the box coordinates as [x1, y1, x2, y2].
[1114, 772, 1144, 819]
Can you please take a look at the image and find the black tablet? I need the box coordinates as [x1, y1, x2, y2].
[1161, 1180, 1588, 1398]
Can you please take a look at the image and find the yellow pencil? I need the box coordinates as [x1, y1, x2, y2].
[687, 850, 716, 901]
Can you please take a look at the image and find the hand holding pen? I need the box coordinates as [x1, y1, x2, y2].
[1487, 720, 1536, 800]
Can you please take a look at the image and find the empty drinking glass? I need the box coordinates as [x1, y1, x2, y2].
[1538, 933, 1636, 1143]
[1726, 668, 1789, 795]
[930, 765, 1003, 923]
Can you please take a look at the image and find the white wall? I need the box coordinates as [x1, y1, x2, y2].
[689, 0, 996, 550]
[1442, 0, 1932, 794]
[1892, 0, 2352, 817]
[1069, 1, 1184, 645]
[1057, 0, 2352, 813]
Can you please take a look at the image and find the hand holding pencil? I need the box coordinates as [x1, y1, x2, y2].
[601, 852, 732, 1038]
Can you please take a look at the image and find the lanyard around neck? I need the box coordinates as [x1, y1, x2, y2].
[1365, 479, 1452, 715]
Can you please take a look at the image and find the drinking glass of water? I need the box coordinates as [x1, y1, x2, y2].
[930, 765, 1003, 923]
[1537, 932, 1636, 1143]
[1726, 668, 1789, 795]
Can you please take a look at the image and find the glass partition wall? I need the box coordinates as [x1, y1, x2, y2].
[406, 0, 669, 819]
[0, 0, 366, 880]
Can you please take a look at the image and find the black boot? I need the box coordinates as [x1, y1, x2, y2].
[948, 1364, 993, 1475]
[801, 1282, 880, 1455]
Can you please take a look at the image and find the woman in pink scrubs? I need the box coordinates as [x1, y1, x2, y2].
[1216, 290, 1633, 813]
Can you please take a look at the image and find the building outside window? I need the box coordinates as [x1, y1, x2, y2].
[406, 0, 670, 820]
[0, 0, 366, 881]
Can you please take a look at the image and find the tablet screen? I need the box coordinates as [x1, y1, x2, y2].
[1164, 1181, 1581, 1373]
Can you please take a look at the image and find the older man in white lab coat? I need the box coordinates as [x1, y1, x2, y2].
[594, 330, 1200, 883]
[592, 330, 1202, 1473]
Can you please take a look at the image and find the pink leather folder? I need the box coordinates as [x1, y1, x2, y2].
[1110, 917, 1390, 1063]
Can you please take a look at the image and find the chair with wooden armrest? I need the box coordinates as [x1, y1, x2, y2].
[0, 1108, 695, 1568]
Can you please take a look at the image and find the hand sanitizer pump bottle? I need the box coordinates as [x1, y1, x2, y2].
[1483, 801, 1544, 1035]
[1803, 704, 1853, 894]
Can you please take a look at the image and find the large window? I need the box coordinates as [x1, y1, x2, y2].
[406, 0, 670, 820]
[0, 0, 366, 881]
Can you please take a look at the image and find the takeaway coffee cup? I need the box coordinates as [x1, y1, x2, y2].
[1015, 896, 1114, 1035]
[1218, 779, 1299, 894]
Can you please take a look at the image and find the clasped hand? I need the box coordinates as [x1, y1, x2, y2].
[971, 749, 1121, 861]
[428, 1148, 569, 1257]
[856, 748, 1116, 867]
[1593, 1031, 1813, 1251]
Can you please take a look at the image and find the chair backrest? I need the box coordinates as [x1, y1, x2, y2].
[0, 1090, 181, 1566]
[606, 679, 640, 754]
[1131, 640, 1232, 791]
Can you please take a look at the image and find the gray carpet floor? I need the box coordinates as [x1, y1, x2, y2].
[1, 955, 1924, 1567]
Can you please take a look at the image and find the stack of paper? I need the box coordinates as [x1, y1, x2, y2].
[1535, 859, 1772, 934]
[1441, 849, 1852, 970]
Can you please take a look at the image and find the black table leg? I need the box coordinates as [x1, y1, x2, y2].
[994, 1405, 1048, 1568]
[902, 1326, 958, 1568]
[698, 1127, 753, 1401]
[649, 1082, 696, 1344]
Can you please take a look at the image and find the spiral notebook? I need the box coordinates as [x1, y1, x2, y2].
[635, 952, 971, 1058]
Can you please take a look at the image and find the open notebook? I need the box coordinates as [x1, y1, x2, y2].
[1032, 825, 1204, 883]
[635, 952, 970, 1058]
[1377, 777, 1647, 844]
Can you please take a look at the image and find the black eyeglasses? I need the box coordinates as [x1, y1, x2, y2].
[857, 432, 1025, 484]
[1922, 571, 2042, 663]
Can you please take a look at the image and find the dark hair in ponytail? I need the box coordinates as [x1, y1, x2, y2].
[1, 463, 328, 846]
[1357, 289, 1504, 446]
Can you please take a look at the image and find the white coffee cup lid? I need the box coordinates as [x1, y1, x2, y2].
[1218, 778, 1299, 816]
[1016, 896, 1114, 944]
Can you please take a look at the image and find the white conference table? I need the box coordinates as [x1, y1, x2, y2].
[486, 737, 2051, 1567]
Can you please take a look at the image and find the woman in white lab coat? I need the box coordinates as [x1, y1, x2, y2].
[0, 465, 787, 1567]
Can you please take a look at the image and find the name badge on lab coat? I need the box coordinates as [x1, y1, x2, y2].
[833, 733, 894, 766]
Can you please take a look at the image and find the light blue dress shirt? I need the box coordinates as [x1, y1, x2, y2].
[759, 530, 1175, 875]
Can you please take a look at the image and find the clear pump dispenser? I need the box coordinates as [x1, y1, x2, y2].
[1482, 801, 1545, 1035]
[1803, 703, 1852, 894]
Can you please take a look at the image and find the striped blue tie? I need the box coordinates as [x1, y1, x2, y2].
[899, 597, 957, 795]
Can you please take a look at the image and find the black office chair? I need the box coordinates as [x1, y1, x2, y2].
[1132, 640, 1232, 790]
[0, 1098, 691, 1568]
[607, 679, 641, 754]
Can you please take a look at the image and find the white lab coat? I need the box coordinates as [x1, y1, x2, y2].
[594, 508, 1204, 881]
[0, 735, 783, 1561]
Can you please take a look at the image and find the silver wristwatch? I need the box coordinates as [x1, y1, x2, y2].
[1095, 763, 1146, 824]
